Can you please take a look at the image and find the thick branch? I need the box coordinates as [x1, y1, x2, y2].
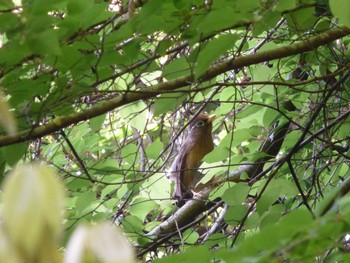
[0, 27, 349, 147]
[147, 197, 207, 236]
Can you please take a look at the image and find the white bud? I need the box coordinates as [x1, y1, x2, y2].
[64, 222, 135, 263]
[1, 164, 65, 262]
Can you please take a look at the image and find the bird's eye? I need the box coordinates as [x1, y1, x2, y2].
[196, 120, 205, 127]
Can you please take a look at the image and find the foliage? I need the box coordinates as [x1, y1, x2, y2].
[1, 0, 350, 262]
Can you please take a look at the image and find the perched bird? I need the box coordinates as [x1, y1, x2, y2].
[169, 114, 216, 205]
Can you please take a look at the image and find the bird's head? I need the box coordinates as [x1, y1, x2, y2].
[189, 114, 216, 137]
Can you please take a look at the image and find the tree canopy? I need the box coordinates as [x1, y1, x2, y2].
[1, 0, 350, 262]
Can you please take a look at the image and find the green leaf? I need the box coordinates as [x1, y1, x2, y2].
[203, 145, 229, 163]
[224, 205, 248, 225]
[256, 179, 298, 215]
[0, 0, 14, 9]
[278, 207, 313, 228]
[56, 46, 85, 70]
[146, 140, 164, 160]
[262, 107, 281, 127]
[285, 6, 317, 33]
[129, 197, 158, 221]
[92, 158, 120, 172]
[141, 173, 171, 200]
[196, 8, 247, 39]
[235, 0, 260, 12]
[330, 0, 350, 28]
[8, 79, 50, 106]
[204, 233, 227, 248]
[222, 183, 250, 206]
[3, 142, 27, 166]
[245, 212, 260, 230]
[153, 247, 211, 263]
[162, 57, 191, 80]
[89, 114, 106, 133]
[193, 34, 239, 78]
[75, 192, 97, 214]
[183, 229, 199, 244]
[119, 101, 147, 131]
[204, 130, 242, 163]
[66, 177, 90, 191]
[27, 30, 61, 56]
[281, 130, 302, 151]
[140, 71, 162, 86]
[0, 13, 18, 31]
[276, 0, 297, 11]
[121, 215, 143, 235]
[153, 91, 187, 116]
[99, 185, 118, 200]
[198, 161, 225, 184]
[121, 143, 138, 165]
[260, 211, 283, 229]
[28, 0, 67, 15]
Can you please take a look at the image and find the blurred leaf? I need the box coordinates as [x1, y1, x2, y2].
[260, 210, 283, 229]
[276, 0, 297, 11]
[245, 212, 260, 230]
[2, 142, 26, 166]
[0, 0, 14, 9]
[153, 246, 211, 263]
[121, 215, 143, 235]
[89, 114, 106, 133]
[330, 0, 350, 28]
[75, 192, 97, 214]
[27, 30, 61, 56]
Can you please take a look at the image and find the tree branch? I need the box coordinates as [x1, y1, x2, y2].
[0, 27, 349, 147]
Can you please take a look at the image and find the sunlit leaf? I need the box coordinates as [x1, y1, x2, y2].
[330, 0, 350, 28]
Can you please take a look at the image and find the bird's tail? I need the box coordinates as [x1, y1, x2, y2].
[173, 178, 193, 207]
[173, 177, 183, 200]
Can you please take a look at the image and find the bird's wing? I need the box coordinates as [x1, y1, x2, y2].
[169, 148, 188, 199]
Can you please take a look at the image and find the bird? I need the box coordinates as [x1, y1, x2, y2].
[168, 114, 216, 205]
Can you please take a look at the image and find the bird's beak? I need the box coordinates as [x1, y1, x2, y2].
[207, 114, 217, 123]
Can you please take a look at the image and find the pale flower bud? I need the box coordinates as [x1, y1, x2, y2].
[64, 222, 135, 263]
[1, 164, 65, 263]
